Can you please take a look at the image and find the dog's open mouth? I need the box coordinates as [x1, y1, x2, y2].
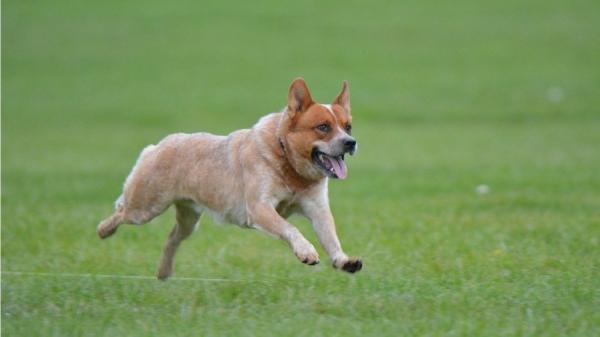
[312, 150, 348, 179]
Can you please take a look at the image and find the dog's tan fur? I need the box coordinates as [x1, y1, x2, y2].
[97, 78, 362, 280]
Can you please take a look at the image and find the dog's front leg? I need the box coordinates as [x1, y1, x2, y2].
[248, 203, 320, 265]
[301, 198, 363, 273]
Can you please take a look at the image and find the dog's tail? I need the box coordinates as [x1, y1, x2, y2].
[114, 194, 124, 211]
[114, 144, 158, 211]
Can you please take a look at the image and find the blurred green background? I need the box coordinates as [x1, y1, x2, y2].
[2, 1, 599, 336]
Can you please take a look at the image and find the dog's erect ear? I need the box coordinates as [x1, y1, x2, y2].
[333, 80, 350, 113]
[288, 78, 314, 115]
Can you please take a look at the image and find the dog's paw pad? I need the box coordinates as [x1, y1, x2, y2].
[303, 258, 320, 265]
[341, 259, 363, 273]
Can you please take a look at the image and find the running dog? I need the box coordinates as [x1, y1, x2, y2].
[97, 78, 362, 279]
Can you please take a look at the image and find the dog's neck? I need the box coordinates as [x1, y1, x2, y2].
[275, 109, 294, 159]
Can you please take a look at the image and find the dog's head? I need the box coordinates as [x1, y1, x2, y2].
[279, 78, 356, 181]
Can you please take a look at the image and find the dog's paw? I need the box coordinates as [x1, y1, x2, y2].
[156, 268, 172, 281]
[333, 257, 363, 273]
[97, 224, 117, 239]
[293, 240, 320, 265]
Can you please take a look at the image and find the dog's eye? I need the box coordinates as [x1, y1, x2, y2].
[316, 124, 331, 133]
[345, 124, 352, 134]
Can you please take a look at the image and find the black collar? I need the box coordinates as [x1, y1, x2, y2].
[278, 138, 286, 154]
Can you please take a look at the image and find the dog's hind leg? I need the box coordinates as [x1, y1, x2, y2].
[97, 211, 126, 239]
[97, 195, 173, 239]
[97, 150, 176, 239]
[156, 202, 202, 280]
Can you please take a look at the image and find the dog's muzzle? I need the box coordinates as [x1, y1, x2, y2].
[312, 137, 357, 180]
[344, 138, 357, 155]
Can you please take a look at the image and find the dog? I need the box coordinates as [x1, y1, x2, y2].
[97, 78, 362, 280]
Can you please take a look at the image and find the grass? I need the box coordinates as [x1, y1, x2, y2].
[2, 0, 600, 336]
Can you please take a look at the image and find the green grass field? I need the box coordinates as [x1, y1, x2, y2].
[2, 1, 600, 336]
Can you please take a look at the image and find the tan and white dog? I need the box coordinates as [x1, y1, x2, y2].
[97, 78, 362, 280]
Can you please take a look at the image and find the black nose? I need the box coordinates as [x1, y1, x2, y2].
[344, 139, 357, 152]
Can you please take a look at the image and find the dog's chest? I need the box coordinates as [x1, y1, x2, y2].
[194, 187, 303, 226]
[195, 198, 299, 227]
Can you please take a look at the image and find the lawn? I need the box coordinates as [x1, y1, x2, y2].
[2, 1, 599, 336]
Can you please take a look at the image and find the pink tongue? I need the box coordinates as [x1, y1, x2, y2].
[325, 156, 348, 179]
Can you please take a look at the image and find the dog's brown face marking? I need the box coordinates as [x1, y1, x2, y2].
[281, 79, 355, 181]
[288, 104, 351, 159]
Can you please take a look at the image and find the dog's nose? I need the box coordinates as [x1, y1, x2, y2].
[344, 139, 357, 153]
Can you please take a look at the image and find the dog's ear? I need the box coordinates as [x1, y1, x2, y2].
[288, 78, 314, 115]
[333, 80, 350, 113]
